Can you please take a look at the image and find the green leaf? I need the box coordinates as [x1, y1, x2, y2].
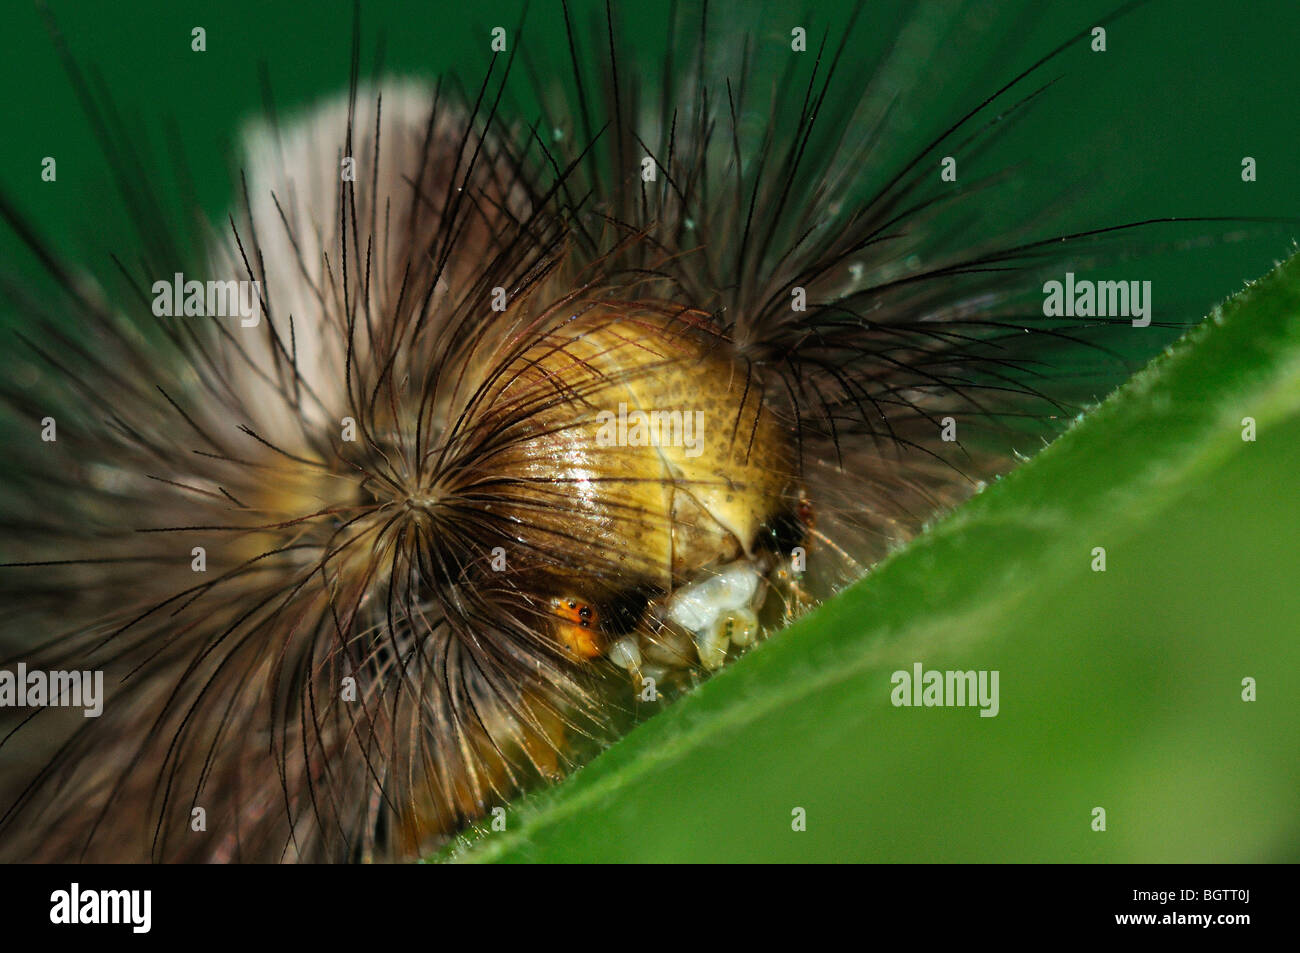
[442, 251, 1300, 863]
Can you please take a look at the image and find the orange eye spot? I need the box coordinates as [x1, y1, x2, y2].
[550, 597, 603, 659]
[552, 596, 597, 627]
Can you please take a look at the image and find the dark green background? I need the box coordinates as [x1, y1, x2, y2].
[3, 0, 1299, 333]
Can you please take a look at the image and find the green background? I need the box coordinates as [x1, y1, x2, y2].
[4, 0, 1300, 329]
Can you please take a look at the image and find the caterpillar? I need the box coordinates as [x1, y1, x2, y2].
[0, 0, 1287, 862]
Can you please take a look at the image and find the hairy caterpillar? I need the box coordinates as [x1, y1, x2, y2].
[0, 0, 1289, 863]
